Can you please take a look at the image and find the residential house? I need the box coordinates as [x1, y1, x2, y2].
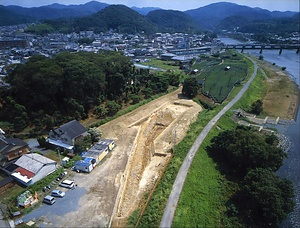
[47, 120, 88, 151]
[11, 153, 58, 186]
[0, 137, 30, 166]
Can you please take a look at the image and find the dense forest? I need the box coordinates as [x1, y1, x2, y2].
[0, 51, 181, 135]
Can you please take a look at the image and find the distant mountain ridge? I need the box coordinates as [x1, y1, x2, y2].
[146, 9, 201, 33]
[185, 2, 297, 31]
[131, 6, 161, 15]
[0, 1, 298, 34]
[3, 1, 109, 21]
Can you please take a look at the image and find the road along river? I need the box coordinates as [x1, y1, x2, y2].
[160, 55, 258, 227]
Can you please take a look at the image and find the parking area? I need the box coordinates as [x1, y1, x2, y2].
[20, 184, 87, 227]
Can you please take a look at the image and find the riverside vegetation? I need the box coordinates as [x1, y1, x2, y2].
[133, 53, 295, 227]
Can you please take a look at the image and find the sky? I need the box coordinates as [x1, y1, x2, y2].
[1, 0, 299, 12]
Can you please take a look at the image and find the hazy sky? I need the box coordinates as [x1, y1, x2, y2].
[1, 0, 299, 12]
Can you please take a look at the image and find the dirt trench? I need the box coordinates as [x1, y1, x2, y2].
[111, 98, 201, 227]
[54, 88, 202, 227]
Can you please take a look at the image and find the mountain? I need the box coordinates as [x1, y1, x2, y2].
[1, 1, 298, 34]
[71, 5, 157, 34]
[146, 9, 200, 33]
[131, 6, 161, 15]
[0, 5, 36, 26]
[1, 1, 109, 24]
[237, 13, 300, 34]
[185, 2, 297, 31]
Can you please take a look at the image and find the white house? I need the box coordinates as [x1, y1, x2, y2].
[11, 153, 58, 186]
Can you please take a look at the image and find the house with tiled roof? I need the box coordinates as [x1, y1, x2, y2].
[47, 120, 88, 151]
[11, 153, 57, 186]
[0, 136, 30, 166]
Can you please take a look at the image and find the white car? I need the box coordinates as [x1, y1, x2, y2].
[59, 180, 75, 189]
[51, 189, 65, 198]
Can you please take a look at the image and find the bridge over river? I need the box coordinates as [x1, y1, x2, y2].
[225, 44, 300, 54]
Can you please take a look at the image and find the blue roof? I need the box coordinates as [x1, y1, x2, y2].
[83, 157, 94, 163]
[75, 160, 90, 167]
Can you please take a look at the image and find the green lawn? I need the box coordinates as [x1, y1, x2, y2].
[138, 58, 180, 71]
[192, 51, 248, 103]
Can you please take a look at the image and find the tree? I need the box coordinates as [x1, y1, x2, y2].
[129, 94, 141, 104]
[236, 168, 294, 227]
[88, 127, 102, 143]
[182, 77, 199, 98]
[249, 99, 263, 115]
[208, 127, 286, 177]
[106, 101, 121, 116]
[94, 105, 107, 118]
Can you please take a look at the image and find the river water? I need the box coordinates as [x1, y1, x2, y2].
[220, 37, 300, 227]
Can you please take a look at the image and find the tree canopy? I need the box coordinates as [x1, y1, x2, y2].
[236, 168, 294, 226]
[208, 126, 294, 227]
[0, 51, 178, 134]
[208, 126, 286, 177]
[182, 77, 199, 98]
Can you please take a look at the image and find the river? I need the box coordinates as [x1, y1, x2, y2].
[220, 37, 300, 227]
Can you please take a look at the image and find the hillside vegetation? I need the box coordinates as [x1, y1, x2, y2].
[1, 2, 298, 35]
[0, 51, 182, 135]
[146, 9, 200, 33]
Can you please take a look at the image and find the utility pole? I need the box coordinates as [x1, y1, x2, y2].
[57, 147, 63, 166]
[173, 129, 177, 153]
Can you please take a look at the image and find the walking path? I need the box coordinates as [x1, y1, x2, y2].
[160, 55, 258, 227]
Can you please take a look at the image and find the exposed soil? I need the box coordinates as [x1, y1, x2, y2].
[54, 87, 202, 227]
[259, 61, 299, 120]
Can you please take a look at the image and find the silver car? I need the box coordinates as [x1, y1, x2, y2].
[51, 189, 66, 198]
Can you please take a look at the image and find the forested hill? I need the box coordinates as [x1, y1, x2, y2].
[185, 2, 297, 31]
[0, 6, 36, 26]
[2, 1, 109, 21]
[0, 1, 298, 34]
[237, 13, 300, 35]
[146, 10, 201, 33]
[0, 51, 181, 134]
[71, 5, 157, 34]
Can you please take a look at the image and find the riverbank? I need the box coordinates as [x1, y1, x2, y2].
[257, 59, 299, 120]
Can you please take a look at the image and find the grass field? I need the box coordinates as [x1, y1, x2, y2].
[138, 58, 180, 71]
[192, 51, 248, 103]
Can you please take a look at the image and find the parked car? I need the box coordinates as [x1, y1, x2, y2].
[56, 171, 67, 181]
[43, 185, 52, 192]
[51, 189, 65, 198]
[43, 195, 56, 205]
[59, 179, 75, 189]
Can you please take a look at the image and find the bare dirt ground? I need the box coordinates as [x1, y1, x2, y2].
[259, 61, 299, 120]
[55, 87, 202, 227]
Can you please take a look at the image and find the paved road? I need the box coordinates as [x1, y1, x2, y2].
[160, 56, 258, 227]
[20, 186, 87, 227]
